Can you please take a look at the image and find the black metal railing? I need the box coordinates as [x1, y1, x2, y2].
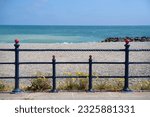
[0, 39, 150, 93]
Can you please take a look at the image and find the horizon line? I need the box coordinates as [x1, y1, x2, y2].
[0, 24, 150, 26]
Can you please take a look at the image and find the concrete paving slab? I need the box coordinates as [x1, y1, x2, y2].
[0, 92, 150, 100]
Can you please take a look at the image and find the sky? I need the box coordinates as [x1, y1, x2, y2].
[0, 0, 150, 25]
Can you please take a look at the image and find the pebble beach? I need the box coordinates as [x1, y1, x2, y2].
[0, 42, 150, 76]
[0, 42, 150, 86]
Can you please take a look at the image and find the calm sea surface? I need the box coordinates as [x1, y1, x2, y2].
[0, 25, 150, 43]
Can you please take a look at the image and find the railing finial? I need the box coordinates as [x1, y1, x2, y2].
[15, 38, 19, 44]
[125, 39, 130, 45]
[89, 55, 92, 60]
[52, 55, 55, 60]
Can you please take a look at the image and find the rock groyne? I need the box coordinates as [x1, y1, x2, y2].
[102, 36, 150, 42]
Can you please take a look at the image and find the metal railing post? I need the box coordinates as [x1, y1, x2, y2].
[123, 39, 131, 92]
[12, 39, 22, 94]
[88, 55, 93, 92]
[50, 55, 58, 93]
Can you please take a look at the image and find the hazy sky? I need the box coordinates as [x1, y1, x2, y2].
[0, 0, 150, 25]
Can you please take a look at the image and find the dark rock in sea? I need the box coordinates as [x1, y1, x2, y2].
[101, 36, 150, 42]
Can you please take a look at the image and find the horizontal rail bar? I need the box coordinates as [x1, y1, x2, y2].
[0, 62, 125, 65]
[130, 49, 150, 51]
[18, 75, 150, 79]
[92, 62, 124, 64]
[56, 62, 89, 64]
[0, 76, 124, 79]
[0, 49, 150, 52]
[129, 62, 150, 64]
[19, 49, 125, 51]
[19, 62, 125, 64]
[19, 62, 52, 64]
[0, 75, 149, 79]
[56, 76, 88, 78]
[129, 76, 150, 78]
[93, 76, 124, 78]
[0, 76, 52, 79]
[0, 76, 122, 79]
[1, 62, 150, 65]
[0, 49, 14, 51]
[0, 76, 88, 79]
[18, 76, 124, 79]
[56, 62, 124, 64]
[0, 62, 14, 64]
[0, 77, 14, 79]
[19, 76, 52, 79]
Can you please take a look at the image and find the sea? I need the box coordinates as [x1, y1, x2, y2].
[0, 25, 150, 43]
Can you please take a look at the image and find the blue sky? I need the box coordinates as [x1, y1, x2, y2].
[0, 0, 150, 25]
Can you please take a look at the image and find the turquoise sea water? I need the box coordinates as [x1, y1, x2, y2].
[0, 25, 150, 43]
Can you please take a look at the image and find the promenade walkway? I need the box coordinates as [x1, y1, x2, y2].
[0, 92, 149, 100]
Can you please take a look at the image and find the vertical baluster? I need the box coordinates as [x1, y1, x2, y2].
[123, 39, 131, 92]
[50, 55, 58, 93]
[88, 55, 93, 92]
[12, 39, 22, 94]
